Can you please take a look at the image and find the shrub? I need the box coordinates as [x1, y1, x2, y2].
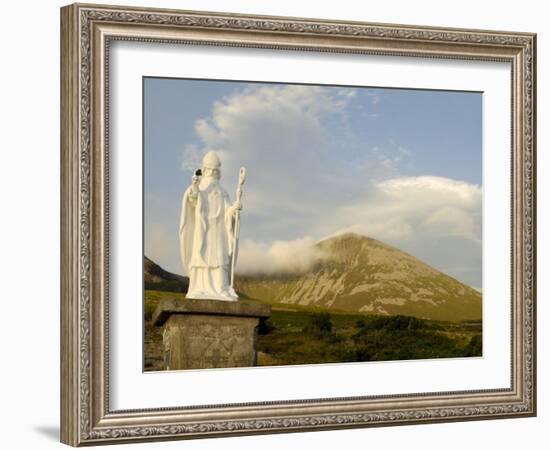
[257, 318, 275, 335]
[463, 334, 482, 356]
[351, 316, 465, 362]
[367, 315, 429, 331]
[302, 312, 333, 339]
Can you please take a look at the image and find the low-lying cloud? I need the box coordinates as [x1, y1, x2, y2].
[236, 236, 322, 276]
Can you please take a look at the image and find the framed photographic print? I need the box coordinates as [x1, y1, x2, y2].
[60, 3, 536, 446]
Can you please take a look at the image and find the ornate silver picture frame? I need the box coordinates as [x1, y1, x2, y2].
[60, 3, 536, 446]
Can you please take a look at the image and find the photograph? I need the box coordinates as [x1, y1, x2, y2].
[143, 78, 483, 371]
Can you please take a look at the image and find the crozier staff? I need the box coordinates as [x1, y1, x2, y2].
[179, 151, 243, 301]
[230, 167, 246, 288]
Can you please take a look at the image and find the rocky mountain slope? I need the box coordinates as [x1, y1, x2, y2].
[235, 233, 481, 322]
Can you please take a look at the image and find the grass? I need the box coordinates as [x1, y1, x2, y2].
[143, 289, 482, 371]
[255, 310, 481, 367]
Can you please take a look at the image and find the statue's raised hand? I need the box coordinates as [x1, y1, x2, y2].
[189, 169, 201, 195]
[191, 174, 200, 188]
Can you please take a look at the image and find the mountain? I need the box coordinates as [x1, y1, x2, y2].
[234, 233, 481, 322]
[144, 256, 188, 293]
[144, 233, 482, 322]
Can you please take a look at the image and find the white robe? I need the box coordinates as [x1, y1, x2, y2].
[179, 180, 238, 301]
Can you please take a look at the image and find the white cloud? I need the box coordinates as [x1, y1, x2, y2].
[237, 236, 322, 275]
[424, 206, 477, 239]
[379, 176, 480, 206]
[183, 84, 400, 221]
[192, 84, 344, 162]
[376, 176, 481, 241]
[181, 144, 202, 172]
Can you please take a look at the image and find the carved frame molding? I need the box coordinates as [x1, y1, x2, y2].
[60, 3, 536, 446]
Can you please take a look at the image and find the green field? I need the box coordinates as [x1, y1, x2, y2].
[144, 290, 482, 371]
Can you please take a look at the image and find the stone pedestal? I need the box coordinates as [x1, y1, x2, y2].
[153, 298, 271, 370]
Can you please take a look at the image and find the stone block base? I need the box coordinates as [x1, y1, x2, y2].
[153, 298, 271, 370]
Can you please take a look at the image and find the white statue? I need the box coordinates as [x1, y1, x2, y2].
[179, 151, 245, 301]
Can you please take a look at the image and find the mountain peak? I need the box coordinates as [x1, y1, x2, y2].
[236, 233, 481, 322]
[319, 231, 376, 245]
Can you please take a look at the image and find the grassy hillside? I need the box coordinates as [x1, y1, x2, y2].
[144, 289, 482, 371]
[256, 308, 481, 367]
[144, 256, 188, 293]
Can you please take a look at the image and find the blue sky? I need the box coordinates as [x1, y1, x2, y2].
[144, 77, 482, 288]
